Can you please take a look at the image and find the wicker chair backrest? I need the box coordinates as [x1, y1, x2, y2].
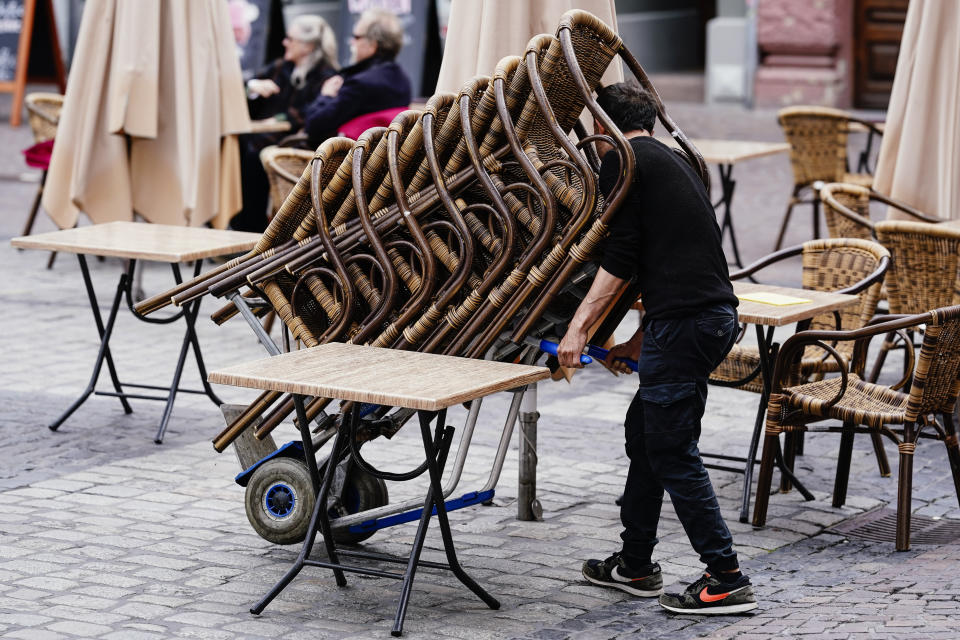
[25, 93, 63, 143]
[778, 106, 853, 188]
[801, 238, 888, 367]
[905, 304, 960, 420]
[820, 182, 874, 241]
[260, 147, 313, 219]
[875, 220, 960, 315]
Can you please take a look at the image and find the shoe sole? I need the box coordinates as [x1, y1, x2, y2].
[659, 600, 758, 615]
[583, 571, 663, 597]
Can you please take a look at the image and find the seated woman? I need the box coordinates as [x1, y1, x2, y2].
[232, 14, 338, 232]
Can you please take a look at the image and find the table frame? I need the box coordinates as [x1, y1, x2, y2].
[707, 283, 860, 522]
[49, 255, 222, 443]
[252, 399, 499, 636]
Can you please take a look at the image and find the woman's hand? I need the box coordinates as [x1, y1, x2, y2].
[247, 78, 281, 98]
[321, 75, 344, 97]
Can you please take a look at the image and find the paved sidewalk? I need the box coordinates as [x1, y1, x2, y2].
[1, 91, 959, 639]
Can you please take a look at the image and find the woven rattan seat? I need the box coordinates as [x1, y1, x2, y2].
[753, 304, 960, 551]
[774, 106, 883, 250]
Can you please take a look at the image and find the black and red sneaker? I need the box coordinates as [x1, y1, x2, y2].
[659, 572, 758, 615]
[582, 553, 663, 597]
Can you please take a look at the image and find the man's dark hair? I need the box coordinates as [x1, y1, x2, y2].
[596, 83, 657, 134]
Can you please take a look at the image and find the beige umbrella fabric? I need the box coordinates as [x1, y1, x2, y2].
[435, 0, 623, 94]
[873, 0, 960, 220]
[43, 0, 251, 230]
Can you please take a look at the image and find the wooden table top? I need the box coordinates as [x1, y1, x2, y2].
[249, 118, 292, 134]
[734, 282, 859, 327]
[208, 343, 550, 411]
[659, 137, 791, 165]
[11, 222, 261, 262]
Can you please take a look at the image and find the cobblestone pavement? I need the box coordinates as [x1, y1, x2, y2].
[2, 91, 959, 639]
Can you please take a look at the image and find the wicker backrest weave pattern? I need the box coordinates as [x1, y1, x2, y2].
[25, 93, 64, 143]
[820, 182, 874, 240]
[875, 220, 960, 315]
[906, 305, 960, 420]
[778, 106, 852, 187]
[801, 238, 888, 333]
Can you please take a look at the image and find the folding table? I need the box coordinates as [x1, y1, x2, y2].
[208, 342, 549, 636]
[11, 222, 260, 443]
[709, 282, 859, 522]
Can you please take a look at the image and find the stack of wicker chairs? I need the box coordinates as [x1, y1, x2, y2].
[135, 10, 710, 451]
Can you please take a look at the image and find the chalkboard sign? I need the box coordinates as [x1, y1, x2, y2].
[0, 0, 25, 83]
[0, 0, 65, 126]
[338, 0, 441, 97]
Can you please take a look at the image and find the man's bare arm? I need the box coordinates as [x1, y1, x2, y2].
[557, 267, 627, 368]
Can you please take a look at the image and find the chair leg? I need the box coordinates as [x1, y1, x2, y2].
[942, 412, 960, 508]
[773, 197, 798, 251]
[21, 180, 44, 239]
[870, 432, 891, 477]
[779, 430, 798, 493]
[867, 330, 896, 383]
[895, 425, 916, 552]
[752, 432, 781, 527]
[832, 422, 856, 508]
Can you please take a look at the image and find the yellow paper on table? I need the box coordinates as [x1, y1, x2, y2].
[737, 291, 812, 306]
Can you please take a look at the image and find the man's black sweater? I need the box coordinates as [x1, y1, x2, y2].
[598, 136, 738, 327]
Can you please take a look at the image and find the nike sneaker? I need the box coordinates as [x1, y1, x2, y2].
[659, 572, 758, 615]
[581, 553, 663, 597]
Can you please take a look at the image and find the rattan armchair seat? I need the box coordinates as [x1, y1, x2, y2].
[773, 374, 908, 430]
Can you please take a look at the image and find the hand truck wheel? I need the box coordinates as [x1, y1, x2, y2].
[244, 456, 388, 545]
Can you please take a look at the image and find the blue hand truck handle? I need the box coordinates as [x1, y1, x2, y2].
[538, 339, 592, 365]
[538, 339, 638, 372]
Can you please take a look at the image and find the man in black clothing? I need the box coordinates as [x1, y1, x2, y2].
[557, 83, 757, 615]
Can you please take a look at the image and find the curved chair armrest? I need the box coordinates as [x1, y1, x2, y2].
[819, 185, 877, 235]
[728, 244, 804, 281]
[869, 189, 946, 223]
[770, 310, 932, 395]
[833, 255, 889, 296]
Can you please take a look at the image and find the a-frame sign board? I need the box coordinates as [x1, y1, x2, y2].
[0, 0, 67, 126]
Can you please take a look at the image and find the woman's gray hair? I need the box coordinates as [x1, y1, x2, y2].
[360, 9, 404, 60]
[289, 14, 339, 88]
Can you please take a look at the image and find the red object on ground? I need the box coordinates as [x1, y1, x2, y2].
[23, 139, 54, 170]
[338, 107, 408, 140]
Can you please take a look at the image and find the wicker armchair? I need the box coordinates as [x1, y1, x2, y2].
[774, 107, 883, 250]
[820, 183, 945, 241]
[259, 146, 314, 220]
[753, 304, 960, 551]
[22, 93, 64, 244]
[710, 238, 891, 476]
[866, 220, 960, 383]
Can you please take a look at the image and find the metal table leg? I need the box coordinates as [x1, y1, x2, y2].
[49, 255, 133, 430]
[715, 163, 744, 269]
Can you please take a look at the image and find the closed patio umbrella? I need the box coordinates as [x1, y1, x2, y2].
[873, 0, 959, 220]
[435, 0, 622, 94]
[43, 0, 251, 230]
